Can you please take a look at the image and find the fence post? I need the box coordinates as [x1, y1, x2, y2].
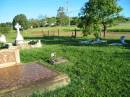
[53, 32, 55, 37]
[42, 30, 44, 36]
[75, 28, 77, 38]
[72, 32, 73, 37]
[48, 30, 49, 36]
[58, 29, 60, 36]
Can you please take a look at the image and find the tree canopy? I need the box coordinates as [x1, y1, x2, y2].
[56, 7, 69, 26]
[79, 0, 122, 37]
[12, 14, 29, 30]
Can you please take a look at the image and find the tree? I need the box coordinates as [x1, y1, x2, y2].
[79, 0, 122, 37]
[46, 17, 56, 26]
[70, 17, 79, 26]
[29, 19, 40, 28]
[56, 7, 69, 26]
[12, 14, 29, 30]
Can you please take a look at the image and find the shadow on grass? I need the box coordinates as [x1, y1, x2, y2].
[24, 36, 130, 47]
[24, 36, 88, 46]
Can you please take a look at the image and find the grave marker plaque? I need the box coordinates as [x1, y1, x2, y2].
[0, 48, 20, 68]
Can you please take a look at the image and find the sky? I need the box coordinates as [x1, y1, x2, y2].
[0, 0, 130, 23]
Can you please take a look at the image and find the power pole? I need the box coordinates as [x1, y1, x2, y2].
[65, 0, 70, 27]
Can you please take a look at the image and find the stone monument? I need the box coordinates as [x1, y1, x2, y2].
[110, 36, 128, 46]
[15, 23, 24, 45]
[0, 48, 20, 68]
[0, 34, 6, 43]
[120, 36, 127, 44]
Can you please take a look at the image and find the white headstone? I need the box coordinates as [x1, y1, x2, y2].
[120, 36, 127, 44]
[0, 34, 6, 43]
[15, 23, 24, 45]
[110, 36, 127, 46]
[51, 52, 56, 58]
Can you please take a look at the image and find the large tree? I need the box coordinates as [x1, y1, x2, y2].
[79, 0, 122, 37]
[56, 7, 69, 26]
[12, 14, 29, 30]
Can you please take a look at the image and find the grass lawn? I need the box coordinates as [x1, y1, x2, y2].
[2, 24, 130, 96]
[3, 24, 130, 96]
[20, 38, 130, 97]
[108, 22, 130, 32]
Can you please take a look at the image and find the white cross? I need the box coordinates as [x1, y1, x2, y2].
[15, 23, 21, 32]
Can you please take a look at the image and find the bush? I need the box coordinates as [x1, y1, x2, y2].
[0, 43, 9, 49]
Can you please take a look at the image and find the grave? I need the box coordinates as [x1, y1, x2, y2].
[0, 48, 70, 97]
[0, 35, 6, 43]
[49, 53, 68, 65]
[0, 48, 20, 68]
[80, 38, 107, 45]
[110, 36, 128, 46]
[15, 23, 24, 45]
[12, 23, 42, 49]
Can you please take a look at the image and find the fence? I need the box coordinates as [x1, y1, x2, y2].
[31, 28, 83, 37]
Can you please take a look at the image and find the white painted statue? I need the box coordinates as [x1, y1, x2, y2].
[15, 23, 24, 45]
[0, 34, 6, 43]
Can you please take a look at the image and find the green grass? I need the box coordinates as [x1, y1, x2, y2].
[5, 21, 130, 42]
[108, 22, 130, 32]
[3, 25, 130, 97]
[20, 43, 130, 97]
[25, 26, 79, 33]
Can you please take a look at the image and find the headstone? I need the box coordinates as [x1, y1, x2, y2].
[15, 23, 24, 45]
[0, 48, 20, 68]
[91, 38, 102, 44]
[110, 36, 127, 46]
[120, 36, 127, 44]
[51, 52, 56, 58]
[80, 40, 91, 44]
[0, 34, 6, 43]
[91, 38, 107, 44]
[49, 53, 68, 64]
[31, 40, 42, 48]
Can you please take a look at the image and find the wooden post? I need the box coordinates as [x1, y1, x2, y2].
[48, 30, 49, 36]
[72, 32, 73, 37]
[75, 28, 77, 38]
[58, 29, 60, 36]
[53, 31, 55, 36]
[42, 30, 44, 36]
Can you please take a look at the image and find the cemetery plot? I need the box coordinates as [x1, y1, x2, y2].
[0, 63, 70, 97]
[0, 47, 70, 97]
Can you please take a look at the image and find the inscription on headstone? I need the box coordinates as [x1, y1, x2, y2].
[0, 48, 20, 68]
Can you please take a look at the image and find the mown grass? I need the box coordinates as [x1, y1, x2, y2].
[108, 22, 130, 32]
[25, 26, 79, 33]
[20, 43, 130, 97]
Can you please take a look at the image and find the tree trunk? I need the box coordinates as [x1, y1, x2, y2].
[103, 23, 106, 38]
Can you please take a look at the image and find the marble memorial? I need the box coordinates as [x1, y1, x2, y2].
[0, 34, 6, 43]
[15, 23, 24, 45]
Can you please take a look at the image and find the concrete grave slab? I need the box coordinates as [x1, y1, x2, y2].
[0, 63, 70, 97]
